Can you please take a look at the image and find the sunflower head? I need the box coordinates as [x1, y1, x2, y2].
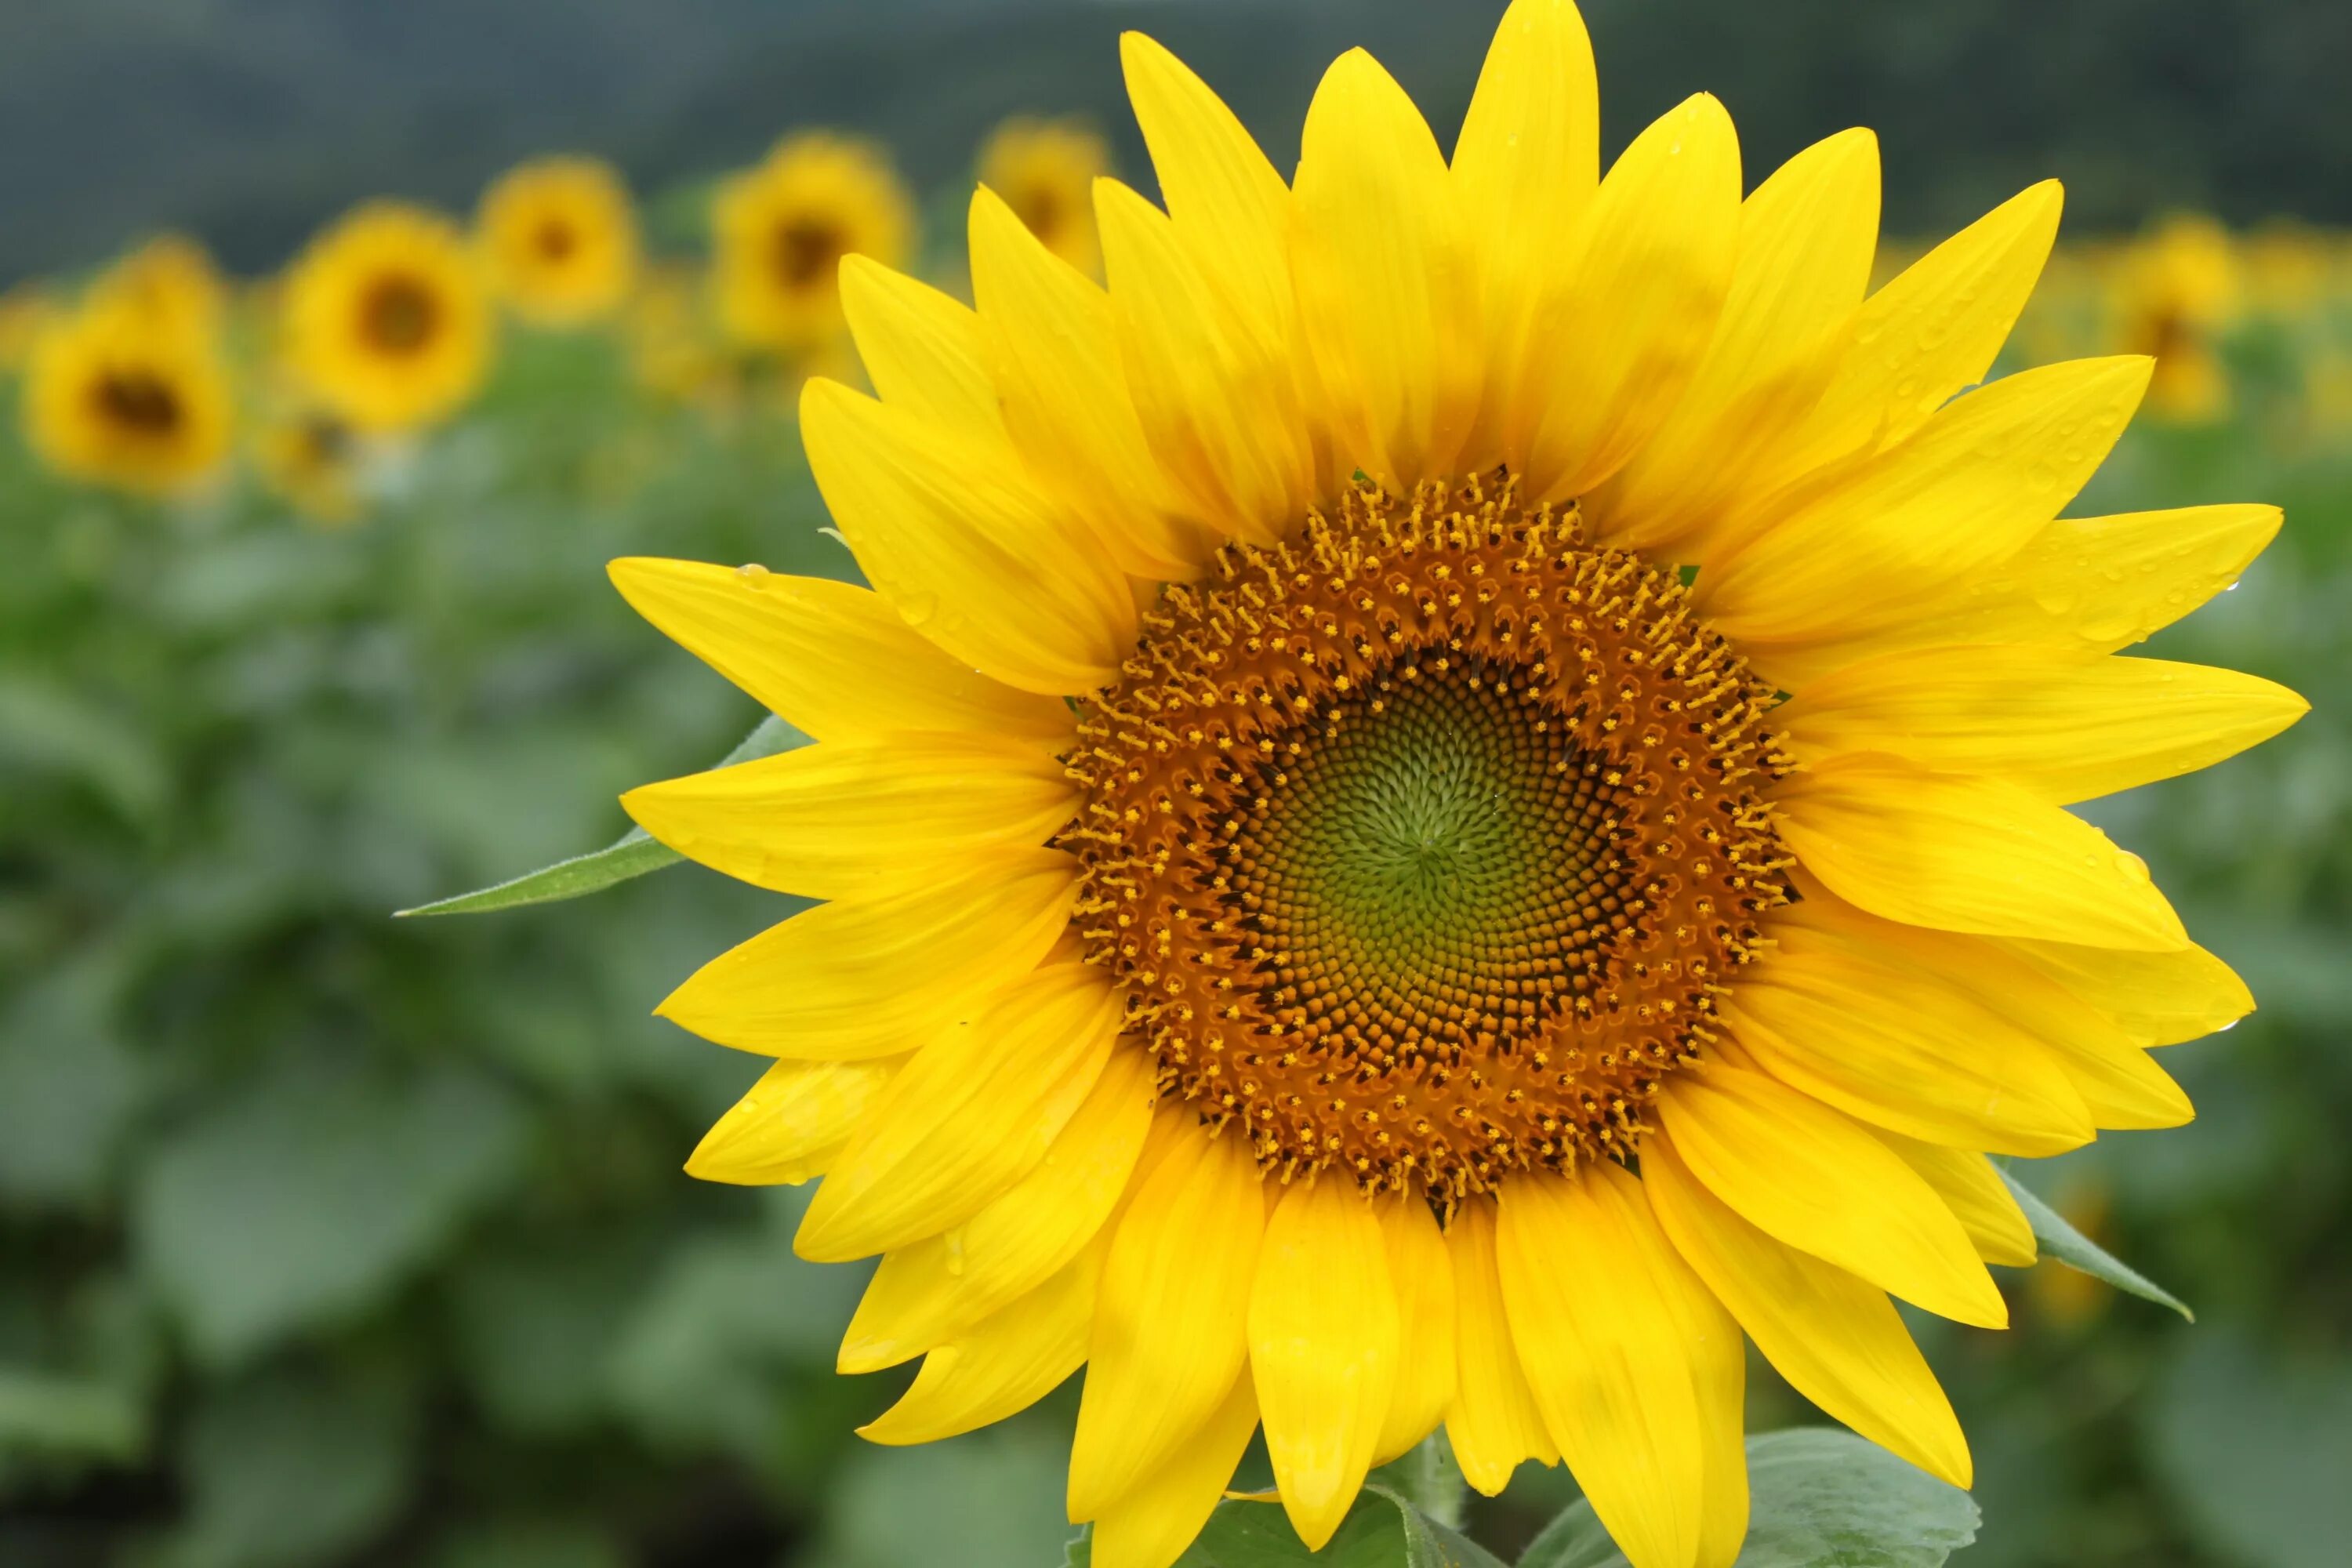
[477, 155, 641, 326]
[254, 401, 365, 527]
[89, 232, 230, 344]
[23, 299, 234, 495]
[281, 201, 493, 434]
[711, 131, 914, 355]
[2111, 213, 2240, 422]
[979, 115, 1112, 275]
[611, 7, 2305, 1568]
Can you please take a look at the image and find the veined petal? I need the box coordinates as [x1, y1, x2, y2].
[1781, 648, 2307, 804]
[607, 558, 1070, 746]
[969, 186, 1209, 579]
[1590, 127, 1881, 553]
[1700, 357, 2152, 653]
[656, 846, 1079, 1059]
[1498, 1164, 1711, 1568]
[1642, 1200, 1751, 1568]
[802, 376, 1137, 695]
[1755, 180, 2063, 491]
[1646, 1134, 1971, 1488]
[1095, 176, 1315, 543]
[1514, 93, 1741, 501]
[1373, 1192, 1456, 1465]
[837, 1047, 1156, 1373]
[622, 731, 1079, 901]
[1453, 0, 1599, 466]
[1995, 935, 2254, 1046]
[685, 1056, 901, 1186]
[795, 963, 1121, 1261]
[1443, 1196, 1557, 1496]
[838, 255, 1002, 437]
[1069, 1129, 1265, 1521]
[1722, 927, 2096, 1156]
[1089, 1370, 1261, 1568]
[1290, 48, 1480, 490]
[856, 1238, 1098, 1446]
[1873, 1131, 2037, 1268]
[1248, 1176, 1399, 1549]
[1657, 1065, 2007, 1327]
[1774, 753, 2190, 950]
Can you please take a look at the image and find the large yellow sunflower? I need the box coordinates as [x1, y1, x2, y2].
[24, 299, 234, 495]
[711, 132, 914, 356]
[610, 6, 2305, 1567]
[979, 115, 1112, 275]
[477, 155, 641, 326]
[281, 201, 493, 434]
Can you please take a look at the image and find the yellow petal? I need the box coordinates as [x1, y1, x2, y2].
[1590, 126, 1881, 553]
[1657, 1066, 2007, 1327]
[1700, 358, 2151, 654]
[856, 1240, 1098, 1446]
[656, 847, 1078, 1059]
[1782, 648, 2307, 805]
[1069, 1129, 1265, 1520]
[968, 186, 1208, 579]
[1873, 1131, 2037, 1268]
[1094, 177, 1314, 544]
[836, 1046, 1156, 1373]
[1645, 1134, 1971, 1488]
[622, 732, 1078, 901]
[795, 964, 1120, 1262]
[1248, 1177, 1399, 1549]
[1372, 1192, 1456, 1465]
[1290, 49, 1479, 491]
[1641, 1193, 1751, 1568]
[1996, 935, 2253, 1046]
[1453, 0, 1599, 467]
[1443, 1196, 1557, 1496]
[837, 255, 1002, 438]
[606, 557, 1069, 746]
[1089, 1370, 1261, 1568]
[1515, 93, 1742, 501]
[1774, 753, 2189, 950]
[1756, 180, 2063, 491]
[1722, 927, 2095, 1156]
[801, 376, 1137, 695]
[685, 1056, 901, 1187]
[1500, 1164, 1717, 1568]
[1881, 503, 2285, 659]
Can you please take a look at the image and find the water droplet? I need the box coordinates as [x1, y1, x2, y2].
[737, 561, 771, 586]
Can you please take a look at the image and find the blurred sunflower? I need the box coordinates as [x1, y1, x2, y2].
[281, 201, 493, 434]
[2110, 213, 2239, 422]
[979, 116, 1111, 274]
[89, 232, 230, 343]
[255, 403, 365, 526]
[24, 300, 234, 494]
[711, 132, 913, 356]
[477, 155, 641, 326]
[612, 5, 2304, 1567]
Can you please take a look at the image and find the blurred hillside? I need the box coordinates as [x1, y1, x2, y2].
[3, 0, 2350, 282]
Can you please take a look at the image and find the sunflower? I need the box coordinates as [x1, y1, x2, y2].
[254, 402, 365, 526]
[23, 299, 234, 495]
[281, 201, 493, 434]
[610, 6, 2305, 1567]
[2109, 213, 2240, 423]
[979, 116, 1112, 275]
[711, 132, 913, 356]
[477, 155, 641, 326]
[89, 232, 230, 343]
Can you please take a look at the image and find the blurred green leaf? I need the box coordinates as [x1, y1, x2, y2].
[0, 1367, 145, 1461]
[395, 713, 805, 916]
[1998, 1165, 2194, 1320]
[0, 673, 169, 822]
[0, 957, 151, 1205]
[1519, 1430, 1979, 1568]
[1065, 1481, 1505, 1568]
[2147, 1328, 2352, 1568]
[822, 1428, 1075, 1568]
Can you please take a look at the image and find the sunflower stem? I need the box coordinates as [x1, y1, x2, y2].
[1393, 1432, 1469, 1530]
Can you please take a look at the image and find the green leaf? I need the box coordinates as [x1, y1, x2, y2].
[0, 1366, 147, 1461]
[394, 713, 806, 916]
[1064, 1481, 1506, 1568]
[1998, 1165, 2194, 1320]
[1519, 1429, 1980, 1568]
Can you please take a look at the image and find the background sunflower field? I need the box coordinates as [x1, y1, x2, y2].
[2, 2, 2347, 1566]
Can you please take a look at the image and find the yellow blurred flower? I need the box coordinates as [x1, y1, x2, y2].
[89, 232, 230, 343]
[712, 132, 913, 356]
[2238, 221, 2333, 317]
[23, 301, 235, 495]
[979, 116, 1110, 274]
[625, 263, 739, 408]
[281, 201, 494, 434]
[0, 280, 60, 372]
[2111, 214, 2239, 422]
[477, 155, 641, 326]
[255, 403, 366, 526]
